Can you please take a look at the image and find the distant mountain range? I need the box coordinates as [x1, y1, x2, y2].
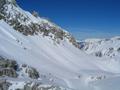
[79, 36, 120, 58]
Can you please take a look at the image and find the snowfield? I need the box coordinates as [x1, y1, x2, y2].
[0, 0, 120, 90]
[0, 20, 120, 90]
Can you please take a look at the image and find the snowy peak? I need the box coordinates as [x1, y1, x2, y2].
[0, 0, 79, 48]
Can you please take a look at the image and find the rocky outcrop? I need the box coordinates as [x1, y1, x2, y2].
[0, 0, 5, 9]
[95, 51, 102, 57]
[32, 11, 39, 18]
[0, 56, 18, 77]
[24, 82, 63, 90]
[0, 68, 17, 77]
[24, 82, 41, 90]
[0, 80, 11, 90]
[0, 57, 18, 70]
[0, 79, 67, 90]
[25, 67, 39, 79]
[19, 64, 40, 79]
[117, 47, 120, 52]
[0, 0, 16, 6]
[0, 56, 40, 79]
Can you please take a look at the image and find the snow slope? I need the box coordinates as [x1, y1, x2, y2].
[0, 0, 120, 90]
[92, 76, 120, 90]
[0, 20, 120, 90]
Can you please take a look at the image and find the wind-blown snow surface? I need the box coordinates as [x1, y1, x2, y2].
[0, 20, 120, 90]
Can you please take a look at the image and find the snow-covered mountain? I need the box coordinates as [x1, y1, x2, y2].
[0, 0, 120, 90]
[79, 37, 120, 61]
[0, 0, 79, 48]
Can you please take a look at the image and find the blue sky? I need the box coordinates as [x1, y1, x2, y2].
[17, 0, 120, 40]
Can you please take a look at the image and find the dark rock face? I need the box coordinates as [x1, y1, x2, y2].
[26, 67, 39, 79]
[0, 0, 6, 19]
[0, 0, 6, 9]
[0, 56, 40, 79]
[69, 36, 80, 48]
[95, 51, 102, 57]
[0, 68, 17, 77]
[0, 57, 18, 77]
[0, 57, 18, 70]
[117, 47, 120, 52]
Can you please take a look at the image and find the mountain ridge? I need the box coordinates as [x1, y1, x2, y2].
[0, 0, 80, 48]
[79, 36, 120, 60]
